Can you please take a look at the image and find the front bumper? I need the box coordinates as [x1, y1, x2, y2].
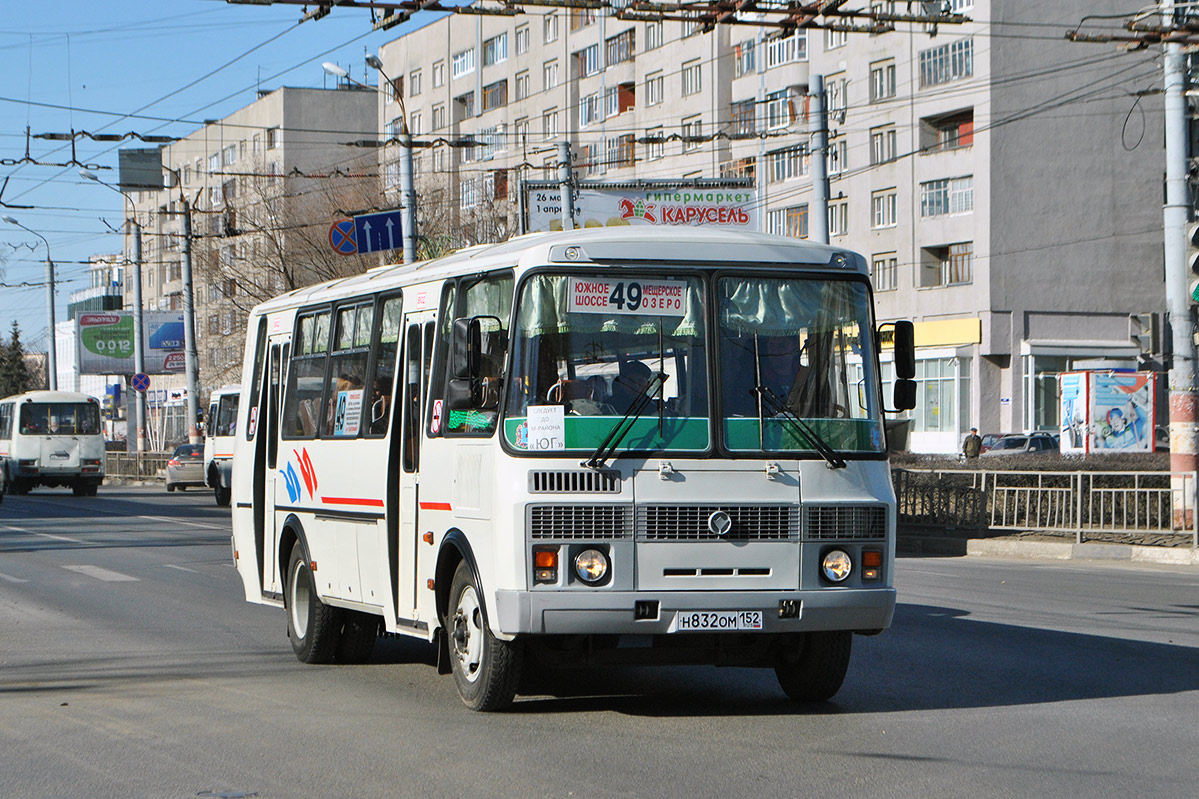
[493, 587, 895, 636]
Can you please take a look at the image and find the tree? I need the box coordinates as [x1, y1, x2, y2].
[0, 320, 35, 397]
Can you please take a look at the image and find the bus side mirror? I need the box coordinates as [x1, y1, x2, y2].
[893, 379, 917, 411]
[450, 317, 481, 380]
[448, 315, 506, 410]
[892, 320, 915, 379]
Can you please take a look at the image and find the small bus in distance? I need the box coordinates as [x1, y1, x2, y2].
[228, 227, 916, 710]
[204, 384, 240, 506]
[0, 390, 105, 497]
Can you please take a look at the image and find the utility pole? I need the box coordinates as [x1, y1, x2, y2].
[1162, 1, 1199, 510]
[1, 216, 57, 390]
[557, 141, 574, 231]
[130, 218, 147, 455]
[810, 74, 830, 246]
[180, 198, 200, 444]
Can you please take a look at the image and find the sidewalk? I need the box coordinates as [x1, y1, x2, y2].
[898, 527, 1199, 568]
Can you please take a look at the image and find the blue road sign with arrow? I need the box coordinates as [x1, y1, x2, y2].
[354, 210, 404, 255]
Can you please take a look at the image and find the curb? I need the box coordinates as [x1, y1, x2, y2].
[963, 538, 1199, 567]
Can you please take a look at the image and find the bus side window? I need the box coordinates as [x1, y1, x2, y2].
[244, 317, 267, 440]
[368, 295, 403, 437]
[0, 403, 11, 439]
[402, 324, 423, 472]
[282, 310, 331, 439]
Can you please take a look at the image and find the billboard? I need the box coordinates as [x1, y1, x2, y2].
[522, 180, 758, 234]
[1059, 371, 1156, 454]
[77, 311, 186, 375]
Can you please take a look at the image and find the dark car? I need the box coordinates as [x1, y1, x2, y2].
[980, 432, 1059, 457]
[166, 444, 206, 492]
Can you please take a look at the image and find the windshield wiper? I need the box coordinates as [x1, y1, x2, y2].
[582, 372, 669, 470]
[750, 385, 847, 469]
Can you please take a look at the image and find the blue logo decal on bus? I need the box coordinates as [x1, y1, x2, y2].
[281, 463, 301, 503]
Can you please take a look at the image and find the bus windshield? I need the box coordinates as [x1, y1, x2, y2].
[19, 402, 101, 436]
[504, 273, 709, 453]
[502, 271, 885, 457]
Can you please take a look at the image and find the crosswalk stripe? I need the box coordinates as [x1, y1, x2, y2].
[63, 565, 138, 582]
[0, 571, 29, 583]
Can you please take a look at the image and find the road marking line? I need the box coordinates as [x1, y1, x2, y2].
[0, 571, 29, 583]
[137, 514, 228, 531]
[36, 532, 85, 544]
[63, 565, 138, 582]
[164, 564, 198, 574]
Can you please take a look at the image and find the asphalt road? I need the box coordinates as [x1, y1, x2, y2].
[1, 486, 1196, 799]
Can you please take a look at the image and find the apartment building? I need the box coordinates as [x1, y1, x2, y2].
[127, 85, 378, 391]
[375, 1, 1166, 452]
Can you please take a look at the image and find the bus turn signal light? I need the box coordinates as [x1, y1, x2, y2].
[533, 548, 558, 584]
[862, 550, 882, 581]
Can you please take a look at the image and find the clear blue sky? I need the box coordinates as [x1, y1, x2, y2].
[0, 0, 438, 354]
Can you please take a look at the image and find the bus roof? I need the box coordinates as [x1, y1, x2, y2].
[0, 390, 99, 404]
[249, 227, 865, 316]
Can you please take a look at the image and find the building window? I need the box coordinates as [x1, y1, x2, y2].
[921, 108, 974, 151]
[825, 28, 848, 50]
[455, 91, 475, 120]
[432, 60, 445, 88]
[872, 189, 897, 229]
[516, 25, 530, 55]
[515, 71, 530, 101]
[410, 69, 422, 96]
[222, 145, 235, 166]
[645, 21, 663, 50]
[646, 71, 663, 106]
[921, 242, 973, 286]
[681, 60, 702, 96]
[544, 13, 559, 43]
[543, 60, 559, 90]
[409, 111, 423, 135]
[579, 93, 600, 128]
[482, 80, 508, 112]
[920, 176, 974, 217]
[452, 49, 476, 79]
[828, 137, 847, 176]
[767, 146, 808, 183]
[919, 38, 973, 88]
[607, 29, 635, 65]
[612, 134, 635, 168]
[477, 125, 504, 160]
[872, 253, 898, 291]
[208, 153, 220, 173]
[828, 199, 848, 237]
[870, 60, 896, 102]
[766, 31, 806, 68]
[647, 126, 664, 160]
[766, 89, 798, 130]
[734, 40, 756, 77]
[681, 116, 702, 152]
[483, 34, 507, 67]
[542, 107, 559, 138]
[951, 0, 973, 10]
[786, 204, 809, 238]
[870, 125, 897, 164]
[574, 44, 600, 78]
[731, 99, 755, 136]
[432, 103, 446, 130]
[826, 74, 847, 119]
[569, 7, 598, 31]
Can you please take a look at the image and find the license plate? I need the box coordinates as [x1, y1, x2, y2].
[671, 610, 763, 632]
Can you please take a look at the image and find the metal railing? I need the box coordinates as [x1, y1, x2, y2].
[105, 452, 171, 479]
[893, 468, 1199, 548]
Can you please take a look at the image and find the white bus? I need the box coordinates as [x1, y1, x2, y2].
[229, 228, 916, 710]
[204, 384, 240, 506]
[0, 390, 106, 497]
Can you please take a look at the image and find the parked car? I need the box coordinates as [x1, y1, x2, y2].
[166, 444, 206, 492]
[981, 432, 1059, 456]
[980, 432, 1003, 453]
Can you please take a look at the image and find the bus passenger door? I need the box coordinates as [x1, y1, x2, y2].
[262, 340, 286, 595]
[396, 313, 434, 623]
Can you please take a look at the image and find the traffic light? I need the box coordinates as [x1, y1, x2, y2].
[1188, 222, 1199, 302]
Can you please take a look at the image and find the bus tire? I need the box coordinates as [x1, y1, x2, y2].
[12, 479, 30, 496]
[335, 610, 378, 664]
[166, 483, 176, 492]
[0, 468, 5, 503]
[72, 483, 88, 497]
[286, 543, 342, 665]
[446, 560, 522, 711]
[214, 483, 231, 507]
[774, 631, 853, 703]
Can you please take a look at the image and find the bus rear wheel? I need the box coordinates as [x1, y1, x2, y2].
[774, 631, 853, 703]
[446, 561, 522, 711]
[286, 543, 342, 664]
[214, 483, 231, 506]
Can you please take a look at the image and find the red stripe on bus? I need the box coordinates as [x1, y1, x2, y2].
[320, 496, 385, 507]
[419, 501, 452, 511]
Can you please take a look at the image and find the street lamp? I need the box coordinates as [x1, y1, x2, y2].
[79, 168, 148, 455]
[323, 59, 418, 263]
[2, 215, 57, 390]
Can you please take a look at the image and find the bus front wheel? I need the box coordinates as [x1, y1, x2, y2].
[446, 561, 522, 711]
[774, 631, 853, 703]
[286, 544, 342, 664]
[214, 483, 231, 507]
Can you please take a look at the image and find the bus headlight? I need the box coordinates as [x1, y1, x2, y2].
[573, 549, 609, 584]
[821, 549, 853, 583]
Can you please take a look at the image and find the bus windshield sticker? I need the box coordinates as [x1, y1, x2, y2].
[526, 405, 565, 450]
[568, 278, 686, 317]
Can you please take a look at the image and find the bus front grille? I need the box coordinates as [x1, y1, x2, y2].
[636, 505, 799, 541]
[804, 505, 887, 541]
[528, 469, 621, 494]
[528, 504, 633, 540]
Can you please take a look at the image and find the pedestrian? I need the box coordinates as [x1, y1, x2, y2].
[963, 427, 982, 459]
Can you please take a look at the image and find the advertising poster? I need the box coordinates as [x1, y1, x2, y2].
[1089, 372, 1154, 452]
[525, 186, 758, 233]
[1059, 371, 1087, 454]
[77, 311, 186, 375]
